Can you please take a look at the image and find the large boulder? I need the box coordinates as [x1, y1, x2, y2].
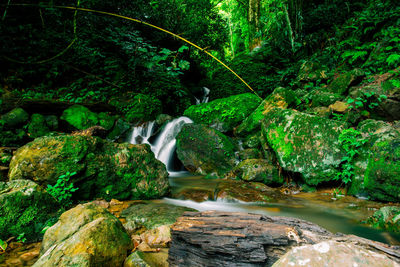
[262, 108, 347, 185]
[1, 107, 29, 127]
[327, 68, 365, 95]
[33, 203, 132, 267]
[183, 93, 261, 133]
[272, 240, 399, 267]
[0, 180, 60, 242]
[346, 120, 400, 201]
[235, 87, 296, 137]
[8, 135, 169, 200]
[176, 124, 237, 175]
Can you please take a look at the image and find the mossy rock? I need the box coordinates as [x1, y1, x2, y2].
[8, 135, 169, 200]
[235, 87, 296, 137]
[0, 179, 60, 242]
[1, 107, 29, 128]
[348, 120, 400, 199]
[183, 93, 261, 133]
[238, 148, 262, 160]
[176, 123, 237, 176]
[45, 115, 59, 130]
[364, 138, 400, 202]
[233, 159, 283, 186]
[365, 206, 400, 233]
[107, 118, 131, 141]
[120, 202, 195, 234]
[125, 94, 162, 123]
[27, 114, 51, 138]
[327, 68, 365, 95]
[308, 90, 342, 107]
[262, 108, 347, 185]
[97, 112, 116, 131]
[61, 105, 99, 130]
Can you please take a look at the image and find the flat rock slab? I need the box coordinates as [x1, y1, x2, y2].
[168, 211, 334, 267]
[168, 211, 400, 267]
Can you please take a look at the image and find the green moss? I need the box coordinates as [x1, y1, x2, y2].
[365, 206, 400, 233]
[61, 105, 99, 130]
[183, 93, 261, 132]
[27, 114, 51, 138]
[125, 94, 162, 123]
[1, 108, 29, 128]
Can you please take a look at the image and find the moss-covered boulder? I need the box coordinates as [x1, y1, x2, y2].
[308, 90, 342, 107]
[34, 203, 132, 267]
[8, 135, 169, 200]
[0, 179, 60, 242]
[107, 117, 131, 141]
[125, 94, 162, 123]
[27, 114, 51, 138]
[232, 159, 283, 185]
[327, 68, 365, 95]
[176, 124, 237, 175]
[61, 105, 99, 130]
[1, 107, 29, 127]
[235, 88, 296, 137]
[364, 138, 400, 201]
[262, 108, 347, 185]
[348, 119, 400, 201]
[365, 206, 400, 233]
[183, 93, 261, 133]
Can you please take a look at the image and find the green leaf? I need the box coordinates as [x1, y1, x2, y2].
[0, 239, 7, 251]
[178, 45, 189, 53]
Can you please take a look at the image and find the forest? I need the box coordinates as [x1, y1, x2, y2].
[0, 0, 399, 266]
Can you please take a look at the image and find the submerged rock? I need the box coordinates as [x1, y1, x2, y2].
[262, 108, 347, 185]
[232, 159, 283, 185]
[34, 203, 132, 267]
[176, 123, 237, 176]
[0, 180, 59, 242]
[272, 240, 399, 267]
[8, 135, 169, 200]
[183, 93, 261, 132]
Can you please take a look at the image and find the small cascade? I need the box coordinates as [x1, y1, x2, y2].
[195, 87, 210, 104]
[152, 117, 193, 174]
[128, 121, 155, 145]
[128, 117, 193, 176]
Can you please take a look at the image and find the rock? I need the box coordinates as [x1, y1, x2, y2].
[348, 119, 400, 198]
[243, 132, 262, 148]
[60, 104, 99, 130]
[327, 68, 365, 95]
[120, 202, 195, 235]
[329, 101, 351, 113]
[124, 249, 169, 267]
[124, 251, 150, 267]
[235, 88, 296, 136]
[168, 211, 334, 267]
[125, 94, 162, 123]
[8, 135, 169, 200]
[107, 117, 131, 141]
[216, 180, 285, 203]
[176, 124, 237, 176]
[183, 93, 261, 133]
[97, 112, 116, 131]
[232, 159, 283, 185]
[33, 203, 132, 267]
[262, 108, 347, 185]
[308, 90, 342, 107]
[156, 114, 173, 126]
[0, 180, 59, 242]
[308, 106, 331, 118]
[1, 107, 29, 128]
[297, 61, 328, 83]
[272, 240, 399, 267]
[365, 206, 400, 233]
[72, 125, 108, 138]
[44, 115, 58, 130]
[173, 188, 214, 202]
[0, 127, 27, 147]
[27, 114, 50, 138]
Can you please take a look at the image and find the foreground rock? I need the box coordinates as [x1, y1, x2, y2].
[176, 124, 237, 175]
[262, 108, 347, 185]
[273, 240, 399, 267]
[0, 180, 59, 242]
[183, 93, 261, 132]
[33, 203, 132, 267]
[169, 211, 400, 267]
[8, 135, 169, 200]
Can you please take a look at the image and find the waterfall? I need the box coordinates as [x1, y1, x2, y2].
[128, 117, 193, 176]
[195, 87, 210, 105]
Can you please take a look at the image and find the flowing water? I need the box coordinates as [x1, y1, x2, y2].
[126, 90, 400, 246]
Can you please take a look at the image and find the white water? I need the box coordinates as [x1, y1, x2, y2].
[128, 121, 155, 145]
[195, 87, 210, 104]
